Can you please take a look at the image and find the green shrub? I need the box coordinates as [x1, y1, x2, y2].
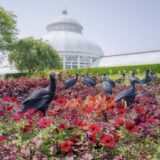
[4, 63, 160, 79]
[66, 63, 160, 76]
[5, 72, 28, 79]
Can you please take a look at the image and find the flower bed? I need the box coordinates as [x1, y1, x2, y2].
[0, 77, 160, 159]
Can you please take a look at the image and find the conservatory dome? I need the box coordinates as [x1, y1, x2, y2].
[43, 10, 103, 69]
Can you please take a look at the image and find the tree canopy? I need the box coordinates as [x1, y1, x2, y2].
[9, 37, 62, 72]
[0, 7, 17, 51]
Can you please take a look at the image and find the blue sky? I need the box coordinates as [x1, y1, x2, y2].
[1, 0, 160, 55]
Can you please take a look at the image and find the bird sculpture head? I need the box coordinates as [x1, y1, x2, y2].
[75, 73, 79, 79]
[150, 71, 155, 76]
[130, 77, 139, 84]
[49, 73, 56, 81]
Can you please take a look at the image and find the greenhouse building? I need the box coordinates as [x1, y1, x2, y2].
[42, 10, 104, 69]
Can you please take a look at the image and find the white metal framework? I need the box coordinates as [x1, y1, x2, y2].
[43, 10, 103, 69]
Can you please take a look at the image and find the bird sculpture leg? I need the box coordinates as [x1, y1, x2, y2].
[38, 106, 47, 116]
[126, 100, 130, 108]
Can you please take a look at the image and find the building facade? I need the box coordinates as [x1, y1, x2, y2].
[92, 50, 160, 67]
[0, 11, 159, 75]
[42, 10, 104, 69]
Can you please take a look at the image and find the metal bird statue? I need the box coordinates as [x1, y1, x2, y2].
[129, 72, 139, 81]
[103, 72, 116, 87]
[22, 73, 56, 116]
[140, 69, 152, 84]
[82, 75, 96, 87]
[102, 78, 112, 95]
[64, 73, 78, 89]
[149, 71, 157, 79]
[115, 75, 139, 107]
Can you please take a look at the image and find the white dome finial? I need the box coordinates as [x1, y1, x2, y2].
[62, 9, 67, 15]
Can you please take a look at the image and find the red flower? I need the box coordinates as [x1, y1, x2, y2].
[55, 97, 67, 106]
[135, 107, 145, 115]
[58, 122, 67, 130]
[60, 140, 72, 152]
[113, 132, 120, 141]
[0, 136, 5, 142]
[117, 108, 126, 115]
[89, 133, 97, 142]
[106, 141, 115, 148]
[125, 122, 137, 133]
[75, 120, 86, 129]
[83, 105, 94, 114]
[88, 124, 101, 134]
[146, 117, 154, 123]
[100, 134, 115, 148]
[3, 96, 11, 102]
[100, 134, 112, 142]
[11, 97, 19, 103]
[114, 118, 124, 127]
[12, 114, 21, 121]
[6, 105, 13, 111]
[27, 109, 37, 115]
[22, 125, 32, 132]
[39, 119, 52, 128]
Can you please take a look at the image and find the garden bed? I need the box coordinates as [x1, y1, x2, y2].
[0, 75, 160, 159]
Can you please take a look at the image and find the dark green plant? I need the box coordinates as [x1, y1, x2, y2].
[0, 7, 17, 51]
[8, 37, 62, 73]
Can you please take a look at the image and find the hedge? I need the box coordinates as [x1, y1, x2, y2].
[64, 63, 160, 76]
[4, 63, 160, 79]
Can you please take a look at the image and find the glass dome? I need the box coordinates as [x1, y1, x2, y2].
[43, 10, 103, 69]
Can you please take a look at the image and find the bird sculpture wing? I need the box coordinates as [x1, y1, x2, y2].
[86, 77, 96, 86]
[140, 77, 151, 84]
[115, 88, 135, 101]
[140, 79, 146, 84]
[23, 88, 51, 110]
[104, 77, 115, 87]
[64, 78, 76, 89]
[83, 79, 91, 86]
[102, 81, 112, 94]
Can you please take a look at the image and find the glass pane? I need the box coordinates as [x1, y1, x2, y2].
[65, 65, 71, 69]
[65, 62, 71, 65]
[72, 65, 78, 69]
[80, 56, 91, 63]
[92, 57, 97, 63]
[80, 64, 86, 68]
[65, 55, 78, 62]
[72, 62, 78, 65]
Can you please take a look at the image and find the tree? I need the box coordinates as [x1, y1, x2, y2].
[0, 7, 17, 51]
[9, 37, 62, 72]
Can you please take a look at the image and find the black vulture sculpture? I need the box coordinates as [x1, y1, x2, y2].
[149, 71, 157, 79]
[83, 75, 96, 87]
[22, 73, 56, 116]
[102, 80, 112, 95]
[140, 69, 152, 84]
[129, 72, 139, 81]
[103, 73, 115, 87]
[64, 73, 78, 89]
[115, 76, 139, 107]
